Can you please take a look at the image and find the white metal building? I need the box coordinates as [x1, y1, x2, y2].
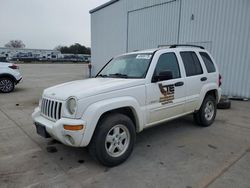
[90, 0, 250, 98]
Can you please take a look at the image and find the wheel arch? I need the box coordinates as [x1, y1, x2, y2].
[205, 90, 218, 102]
[98, 106, 139, 131]
[197, 84, 219, 110]
[0, 73, 17, 83]
[80, 97, 143, 146]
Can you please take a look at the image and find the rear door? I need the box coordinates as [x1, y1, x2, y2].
[179, 51, 206, 112]
[146, 51, 186, 126]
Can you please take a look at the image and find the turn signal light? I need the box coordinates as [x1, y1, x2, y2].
[63, 124, 84, 131]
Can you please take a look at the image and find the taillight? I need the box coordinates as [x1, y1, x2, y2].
[8, 64, 19, 69]
[218, 74, 222, 87]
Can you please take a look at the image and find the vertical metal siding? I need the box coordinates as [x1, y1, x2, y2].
[127, 0, 176, 12]
[179, 0, 250, 98]
[127, 0, 180, 51]
[91, 0, 127, 75]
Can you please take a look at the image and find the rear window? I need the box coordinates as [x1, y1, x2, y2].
[199, 52, 216, 73]
[180, 51, 203, 77]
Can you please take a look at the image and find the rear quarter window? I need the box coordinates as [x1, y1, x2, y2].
[199, 52, 216, 73]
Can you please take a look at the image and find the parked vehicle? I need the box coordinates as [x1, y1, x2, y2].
[0, 62, 22, 93]
[32, 45, 222, 166]
[0, 56, 7, 62]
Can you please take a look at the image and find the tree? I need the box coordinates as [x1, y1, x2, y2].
[56, 43, 91, 54]
[5, 40, 25, 48]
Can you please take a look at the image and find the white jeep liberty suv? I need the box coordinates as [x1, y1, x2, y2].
[32, 45, 222, 166]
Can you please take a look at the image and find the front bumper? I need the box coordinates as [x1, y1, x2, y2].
[32, 107, 86, 147]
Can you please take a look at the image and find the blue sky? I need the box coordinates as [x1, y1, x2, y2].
[0, 0, 109, 49]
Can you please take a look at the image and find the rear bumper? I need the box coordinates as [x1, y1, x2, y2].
[12, 70, 22, 84]
[16, 77, 22, 84]
[32, 107, 86, 147]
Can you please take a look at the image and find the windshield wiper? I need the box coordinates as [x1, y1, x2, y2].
[109, 73, 128, 78]
[97, 74, 108, 77]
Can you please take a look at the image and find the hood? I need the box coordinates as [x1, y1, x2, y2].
[43, 78, 145, 100]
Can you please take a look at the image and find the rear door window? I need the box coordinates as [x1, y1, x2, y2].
[199, 52, 216, 73]
[180, 51, 203, 77]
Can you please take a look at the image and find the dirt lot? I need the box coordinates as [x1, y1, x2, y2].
[0, 64, 250, 188]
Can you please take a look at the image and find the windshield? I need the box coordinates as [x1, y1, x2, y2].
[97, 53, 153, 78]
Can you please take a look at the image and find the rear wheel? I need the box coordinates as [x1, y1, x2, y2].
[88, 113, 136, 167]
[0, 77, 15, 93]
[193, 95, 217, 127]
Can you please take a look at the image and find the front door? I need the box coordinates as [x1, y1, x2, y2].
[146, 52, 186, 126]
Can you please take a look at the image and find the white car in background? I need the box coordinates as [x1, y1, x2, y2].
[0, 62, 22, 93]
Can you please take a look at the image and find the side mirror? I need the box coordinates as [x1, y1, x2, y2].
[152, 70, 173, 82]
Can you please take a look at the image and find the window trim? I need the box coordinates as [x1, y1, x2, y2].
[151, 52, 181, 82]
[180, 51, 204, 77]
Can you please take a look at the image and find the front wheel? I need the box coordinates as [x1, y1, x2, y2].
[88, 113, 136, 167]
[193, 95, 217, 127]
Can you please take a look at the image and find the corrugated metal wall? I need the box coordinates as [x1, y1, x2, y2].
[90, 0, 127, 75]
[179, 0, 250, 98]
[90, 0, 250, 98]
[127, 0, 179, 51]
[126, 0, 176, 12]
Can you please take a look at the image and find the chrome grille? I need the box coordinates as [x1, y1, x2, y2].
[41, 98, 62, 121]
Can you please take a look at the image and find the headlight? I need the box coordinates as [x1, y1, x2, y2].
[66, 97, 77, 115]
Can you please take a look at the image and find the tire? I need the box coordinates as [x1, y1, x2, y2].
[217, 99, 231, 109]
[88, 113, 136, 167]
[0, 77, 15, 93]
[193, 95, 217, 127]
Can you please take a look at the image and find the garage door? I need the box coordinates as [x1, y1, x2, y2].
[127, 1, 180, 52]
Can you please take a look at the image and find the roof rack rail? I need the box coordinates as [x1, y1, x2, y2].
[158, 44, 205, 49]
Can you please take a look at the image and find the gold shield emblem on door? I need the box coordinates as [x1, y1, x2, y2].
[158, 83, 175, 104]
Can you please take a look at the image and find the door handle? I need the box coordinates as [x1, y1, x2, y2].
[200, 77, 207, 81]
[174, 81, 184, 87]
